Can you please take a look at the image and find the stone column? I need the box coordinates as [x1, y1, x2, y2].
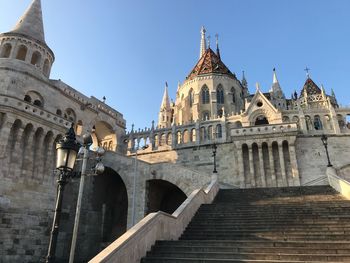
[248, 145, 256, 188]
[9, 127, 25, 179]
[236, 142, 245, 187]
[195, 120, 200, 145]
[289, 143, 301, 186]
[278, 141, 288, 186]
[258, 144, 266, 187]
[268, 143, 277, 187]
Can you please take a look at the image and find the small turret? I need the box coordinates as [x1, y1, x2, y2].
[199, 26, 207, 59]
[158, 82, 173, 128]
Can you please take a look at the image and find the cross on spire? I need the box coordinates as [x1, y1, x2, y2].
[304, 67, 311, 78]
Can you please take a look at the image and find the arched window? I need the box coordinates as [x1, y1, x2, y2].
[43, 59, 50, 76]
[255, 115, 269, 125]
[216, 84, 224, 104]
[16, 45, 27, 61]
[231, 87, 236, 103]
[208, 126, 213, 140]
[201, 85, 210, 104]
[24, 95, 31, 103]
[1, 43, 12, 58]
[216, 124, 222, 138]
[314, 115, 323, 130]
[189, 89, 194, 107]
[202, 111, 210, 121]
[64, 108, 76, 122]
[56, 109, 62, 116]
[33, 100, 43, 107]
[190, 128, 196, 142]
[31, 51, 41, 66]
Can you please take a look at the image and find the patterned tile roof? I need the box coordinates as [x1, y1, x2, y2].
[300, 77, 321, 97]
[186, 48, 235, 80]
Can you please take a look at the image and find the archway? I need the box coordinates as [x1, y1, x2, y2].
[91, 167, 128, 243]
[255, 115, 269, 125]
[145, 179, 187, 215]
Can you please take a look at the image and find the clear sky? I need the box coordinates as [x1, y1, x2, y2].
[1, 0, 350, 131]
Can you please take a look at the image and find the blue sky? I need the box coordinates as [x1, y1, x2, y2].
[1, 0, 350, 130]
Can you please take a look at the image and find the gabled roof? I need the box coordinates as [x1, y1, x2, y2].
[9, 0, 45, 44]
[300, 77, 321, 97]
[186, 48, 235, 81]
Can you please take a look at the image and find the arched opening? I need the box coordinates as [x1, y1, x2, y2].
[183, 130, 189, 144]
[31, 51, 41, 66]
[176, 131, 182, 144]
[347, 114, 350, 129]
[92, 121, 117, 151]
[190, 128, 196, 142]
[216, 84, 224, 104]
[166, 133, 172, 145]
[272, 141, 282, 186]
[1, 43, 12, 58]
[16, 45, 27, 61]
[201, 85, 210, 104]
[153, 135, 159, 147]
[33, 100, 43, 107]
[75, 120, 83, 136]
[262, 142, 272, 186]
[145, 179, 187, 215]
[252, 143, 261, 187]
[282, 116, 290, 123]
[234, 121, 242, 128]
[25, 91, 44, 107]
[202, 111, 210, 121]
[314, 115, 323, 130]
[207, 126, 213, 140]
[337, 114, 345, 129]
[160, 133, 166, 146]
[305, 115, 312, 130]
[255, 115, 269, 126]
[200, 127, 206, 141]
[91, 167, 128, 243]
[56, 109, 62, 116]
[24, 95, 32, 103]
[43, 59, 50, 76]
[292, 116, 299, 128]
[282, 140, 292, 185]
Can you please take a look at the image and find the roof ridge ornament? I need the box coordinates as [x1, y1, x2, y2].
[304, 66, 311, 78]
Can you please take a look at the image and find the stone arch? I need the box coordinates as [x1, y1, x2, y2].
[91, 167, 128, 243]
[190, 128, 196, 142]
[176, 130, 182, 144]
[92, 121, 117, 151]
[216, 124, 222, 138]
[234, 121, 242, 128]
[200, 126, 207, 141]
[282, 116, 290, 123]
[43, 59, 50, 76]
[30, 51, 41, 66]
[305, 115, 312, 130]
[64, 108, 76, 122]
[313, 115, 323, 130]
[0, 43, 12, 58]
[292, 116, 299, 128]
[16, 45, 27, 61]
[75, 120, 83, 136]
[208, 125, 213, 140]
[337, 114, 345, 129]
[202, 110, 210, 121]
[255, 115, 269, 126]
[25, 91, 44, 107]
[183, 130, 189, 144]
[160, 133, 166, 146]
[153, 134, 159, 148]
[166, 132, 172, 145]
[249, 109, 270, 126]
[0, 112, 6, 132]
[145, 179, 187, 215]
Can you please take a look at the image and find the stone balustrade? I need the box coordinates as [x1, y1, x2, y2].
[231, 122, 298, 137]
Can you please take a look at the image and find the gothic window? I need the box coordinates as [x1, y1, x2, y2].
[201, 85, 210, 104]
[216, 124, 222, 138]
[16, 45, 27, 61]
[231, 87, 236, 103]
[202, 111, 210, 121]
[0, 43, 12, 58]
[313, 115, 323, 130]
[31, 51, 41, 66]
[189, 89, 194, 107]
[216, 85, 224, 104]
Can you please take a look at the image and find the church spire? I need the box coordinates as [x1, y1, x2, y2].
[10, 0, 46, 43]
[200, 26, 207, 59]
[270, 68, 285, 99]
[215, 33, 221, 59]
[160, 82, 170, 110]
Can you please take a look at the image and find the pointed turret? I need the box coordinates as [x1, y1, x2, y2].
[215, 33, 221, 59]
[158, 82, 173, 128]
[200, 26, 207, 59]
[160, 82, 170, 110]
[10, 0, 46, 43]
[270, 68, 285, 99]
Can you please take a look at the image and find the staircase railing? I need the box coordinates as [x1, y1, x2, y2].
[327, 167, 350, 199]
[89, 178, 219, 263]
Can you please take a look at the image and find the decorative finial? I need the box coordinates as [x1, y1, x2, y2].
[304, 67, 311, 78]
[200, 26, 207, 58]
[165, 81, 168, 87]
[255, 82, 260, 91]
[215, 33, 221, 59]
[102, 96, 106, 103]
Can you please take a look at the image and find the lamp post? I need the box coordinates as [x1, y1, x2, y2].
[212, 143, 218, 174]
[321, 134, 333, 167]
[46, 125, 80, 263]
[68, 134, 105, 263]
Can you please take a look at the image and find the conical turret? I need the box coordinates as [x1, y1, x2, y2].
[270, 68, 285, 99]
[158, 82, 173, 128]
[10, 0, 46, 43]
[199, 26, 207, 59]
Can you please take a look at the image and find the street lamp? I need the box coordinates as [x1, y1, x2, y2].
[46, 125, 80, 263]
[321, 134, 333, 167]
[212, 143, 218, 174]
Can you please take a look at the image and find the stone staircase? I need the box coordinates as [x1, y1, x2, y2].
[141, 186, 350, 262]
